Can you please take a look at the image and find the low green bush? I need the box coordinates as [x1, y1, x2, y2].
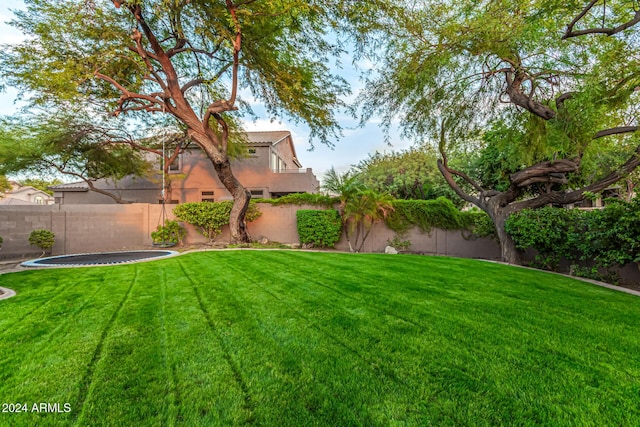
[460, 210, 498, 240]
[296, 210, 342, 248]
[505, 207, 584, 270]
[578, 199, 640, 269]
[173, 201, 262, 242]
[506, 199, 640, 278]
[151, 219, 186, 246]
[29, 229, 55, 256]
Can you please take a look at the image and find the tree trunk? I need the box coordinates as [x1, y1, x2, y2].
[211, 157, 251, 243]
[490, 207, 522, 265]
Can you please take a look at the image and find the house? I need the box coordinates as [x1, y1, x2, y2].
[50, 131, 320, 204]
[0, 182, 55, 205]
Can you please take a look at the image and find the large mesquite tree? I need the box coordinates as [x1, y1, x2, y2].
[1, 0, 347, 242]
[356, 0, 640, 263]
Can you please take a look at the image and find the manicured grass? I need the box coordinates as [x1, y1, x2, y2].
[0, 251, 639, 426]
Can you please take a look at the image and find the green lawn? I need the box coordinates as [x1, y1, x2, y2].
[0, 251, 639, 426]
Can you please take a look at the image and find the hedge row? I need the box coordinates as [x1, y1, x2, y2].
[296, 210, 342, 248]
[385, 197, 495, 238]
[505, 199, 640, 280]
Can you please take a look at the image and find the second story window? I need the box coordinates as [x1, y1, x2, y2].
[160, 155, 181, 172]
[271, 151, 287, 172]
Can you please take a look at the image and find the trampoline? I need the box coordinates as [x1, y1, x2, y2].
[21, 250, 178, 267]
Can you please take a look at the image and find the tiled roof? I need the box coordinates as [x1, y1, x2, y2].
[244, 131, 291, 145]
[48, 182, 89, 191]
[0, 197, 38, 205]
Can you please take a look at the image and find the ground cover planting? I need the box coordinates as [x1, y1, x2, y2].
[0, 251, 639, 426]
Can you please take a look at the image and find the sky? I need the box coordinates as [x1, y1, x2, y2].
[0, 1, 412, 181]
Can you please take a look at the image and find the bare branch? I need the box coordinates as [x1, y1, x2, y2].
[594, 126, 639, 139]
[564, 2, 640, 39]
[510, 159, 579, 187]
[42, 159, 133, 204]
[555, 92, 576, 110]
[505, 70, 556, 120]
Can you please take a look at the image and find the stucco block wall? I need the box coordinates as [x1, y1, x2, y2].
[0, 203, 500, 261]
[0, 207, 58, 258]
[1, 203, 636, 286]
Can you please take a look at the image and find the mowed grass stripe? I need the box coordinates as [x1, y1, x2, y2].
[0, 251, 638, 426]
[0, 269, 108, 338]
[199, 251, 442, 425]
[175, 257, 255, 425]
[157, 266, 178, 426]
[161, 258, 249, 426]
[185, 252, 391, 425]
[0, 266, 139, 427]
[203, 251, 640, 425]
[73, 265, 147, 426]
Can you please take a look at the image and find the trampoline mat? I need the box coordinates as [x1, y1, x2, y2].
[22, 250, 177, 267]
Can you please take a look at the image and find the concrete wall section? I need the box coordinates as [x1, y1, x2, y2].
[0, 206, 60, 258]
[0, 203, 503, 261]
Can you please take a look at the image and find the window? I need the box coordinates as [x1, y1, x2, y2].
[248, 148, 257, 156]
[160, 155, 181, 172]
[158, 199, 179, 204]
[168, 156, 180, 171]
[201, 190, 215, 202]
[34, 196, 44, 205]
[250, 190, 264, 198]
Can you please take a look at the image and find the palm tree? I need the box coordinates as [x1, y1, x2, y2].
[323, 167, 396, 252]
[343, 190, 395, 252]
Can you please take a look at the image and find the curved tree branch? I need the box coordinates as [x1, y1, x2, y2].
[564, 1, 640, 39]
[594, 126, 639, 139]
[505, 70, 556, 120]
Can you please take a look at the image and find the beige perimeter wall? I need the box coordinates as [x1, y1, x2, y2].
[0, 203, 500, 261]
[2, 203, 639, 285]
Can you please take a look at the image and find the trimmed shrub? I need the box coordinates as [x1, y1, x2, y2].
[296, 209, 342, 248]
[151, 219, 186, 246]
[29, 229, 55, 256]
[173, 201, 262, 242]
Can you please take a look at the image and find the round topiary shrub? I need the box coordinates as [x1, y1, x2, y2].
[29, 229, 55, 256]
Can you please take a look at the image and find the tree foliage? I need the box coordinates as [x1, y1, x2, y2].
[18, 178, 64, 195]
[354, 0, 640, 263]
[0, 175, 11, 194]
[0, 114, 151, 203]
[354, 146, 462, 205]
[1, 0, 349, 241]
